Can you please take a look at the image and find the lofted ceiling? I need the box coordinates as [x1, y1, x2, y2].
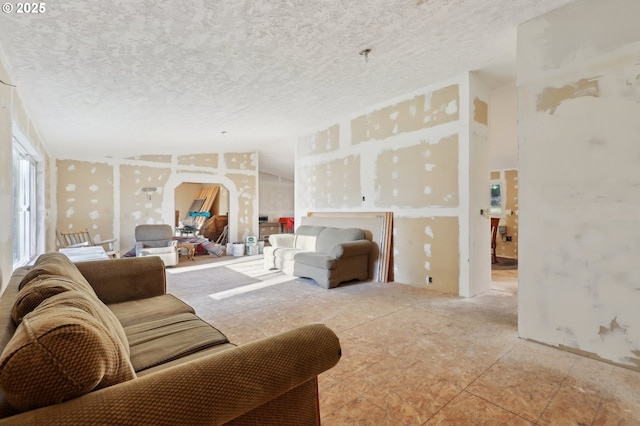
[0, 0, 575, 179]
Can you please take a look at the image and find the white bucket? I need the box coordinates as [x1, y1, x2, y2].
[226, 243, 233, 255]
[258, 241, 265, 254]
[247, 244, 259, 256]
[232, 243, 245, 256]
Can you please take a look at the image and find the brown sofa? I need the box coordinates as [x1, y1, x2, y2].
[0, 253, 341, 425]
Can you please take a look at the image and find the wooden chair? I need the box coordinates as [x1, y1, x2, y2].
[490, 217, 499, 264]
[56, 229, 118, 258]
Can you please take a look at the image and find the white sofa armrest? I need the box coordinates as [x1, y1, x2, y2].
[268, 233, 294, 248]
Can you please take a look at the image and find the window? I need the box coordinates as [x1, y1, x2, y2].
[490, 182, 502, 215]
[12, 139, 37, 266]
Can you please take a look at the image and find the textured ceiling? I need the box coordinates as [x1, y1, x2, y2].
[0, 0, 575, 178]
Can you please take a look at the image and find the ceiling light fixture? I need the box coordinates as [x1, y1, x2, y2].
[359, 48, 372, 63]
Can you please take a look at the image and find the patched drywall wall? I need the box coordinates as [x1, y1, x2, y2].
[297, 155, 362, 209]
[298, 124, 340, 157]
[394, 217, 459, 293]
[351, 84, 459, 144]
[0, 75, 12, 289]
[518, 0, 640, 370]
[0, 57, 53, 290]
[296, 73, 490, 296]
[178, 154, 219, 168]
[259, 172, 294, 221]
[119, 164, 171, 241]
[376, 135, 458, 208]
[488, 84, 518, 171]
[130, 154, 172, 164]
[224, 152, 256, 171]
[56, 151, 258, 256]
[57, 160, 115, 245]
[228, 173, 257, 240]
[473, 97, 488, 125]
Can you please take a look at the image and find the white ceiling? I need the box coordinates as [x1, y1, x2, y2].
[0, 0, 575, 179]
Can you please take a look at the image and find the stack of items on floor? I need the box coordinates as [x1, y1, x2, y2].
[0, 253, 341, 424]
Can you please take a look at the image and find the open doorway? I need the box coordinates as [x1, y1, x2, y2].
[489, 171, 518, 293]
[175, 182, 230, 244]
[488, 85, 519, 294]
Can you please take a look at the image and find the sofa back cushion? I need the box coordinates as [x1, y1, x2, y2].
[316, 227, 366, 254]
[0, 291, 136, 412]
[293, 226, 325, 251]
[135, 224, 173, 248]
[18, 252, 94, 292]
[12, 275, 98, 324]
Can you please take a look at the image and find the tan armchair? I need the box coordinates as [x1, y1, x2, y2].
[134, 224, 179, 267]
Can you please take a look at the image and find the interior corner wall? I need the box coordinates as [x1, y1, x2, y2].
[56, 152, 258, 256]
[488, 84, 518, 171]
[467, 72, 492, 297]
[0, 55, 53, 291]
[258, 171, 294, 222]
[518, 0, 640, 370]
[295, 72, 490, 296]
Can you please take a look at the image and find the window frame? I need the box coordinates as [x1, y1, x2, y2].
[489, 180, 505, 216]
[12, 135, 42, 267]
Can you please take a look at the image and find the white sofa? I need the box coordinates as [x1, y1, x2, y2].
[135, 224, 179, 267]
[264, 225, 372, 289]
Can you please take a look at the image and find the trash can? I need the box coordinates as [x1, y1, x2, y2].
[232, 243, 245, 256]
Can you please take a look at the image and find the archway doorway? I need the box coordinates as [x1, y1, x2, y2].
[175, 182, 230, 243]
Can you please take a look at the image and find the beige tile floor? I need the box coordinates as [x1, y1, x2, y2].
[167, 255, 640, 425]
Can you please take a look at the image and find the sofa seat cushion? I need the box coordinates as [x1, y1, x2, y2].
[125, 313, 229, 372]
[108, 294, 195, 328]
[136, 342, 236, 377]
[0, 292, 136, 412]
[139, 246, 174, 255]
[293, 252, 337, 270]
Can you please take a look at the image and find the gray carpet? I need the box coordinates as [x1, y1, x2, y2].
[492, 257, 518, 270]
[164, 256, 302, 316]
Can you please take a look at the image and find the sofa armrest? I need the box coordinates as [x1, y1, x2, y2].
[330, 239, 373, 259]
[268, 233, 295, 248]
[74, 256, 167, 304]
[0, 324, 341, 426]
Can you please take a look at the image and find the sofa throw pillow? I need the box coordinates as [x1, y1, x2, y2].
[0, 292, 136, 412]
[18, 252, 94, 292]
[23, 290, 130, 356]
[11, 275, 98, 324]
